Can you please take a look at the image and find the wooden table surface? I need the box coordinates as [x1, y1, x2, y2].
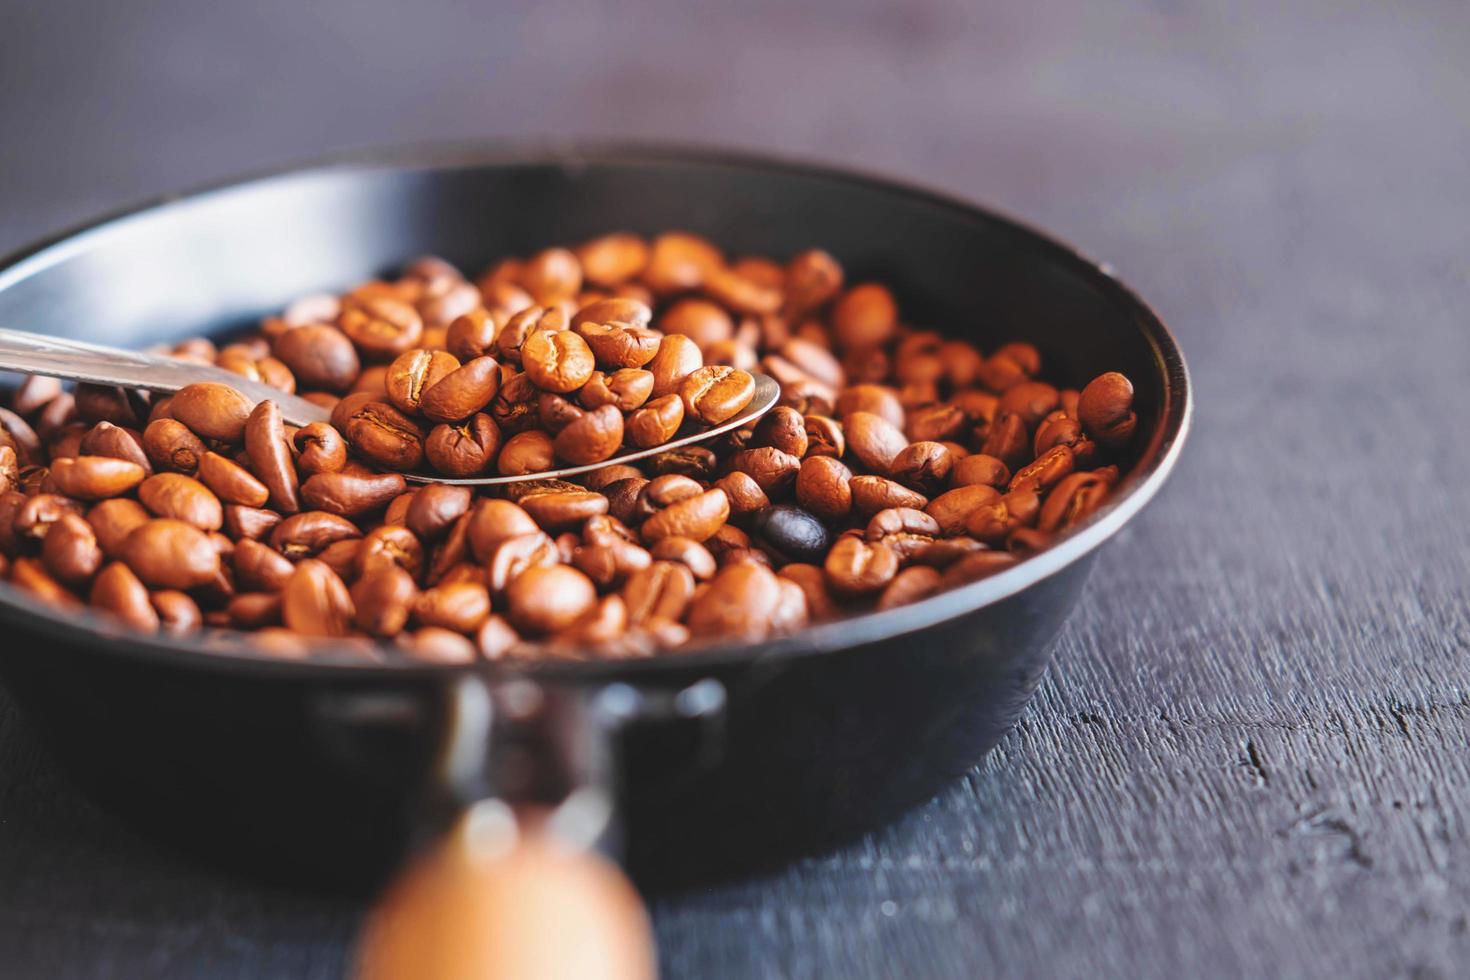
[2, 1, 1467, 977]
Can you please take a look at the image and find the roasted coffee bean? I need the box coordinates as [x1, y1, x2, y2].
[627, 394, 685, 449]
[338, 295, 423, 361]
[584, 464, 643, 492]
[925, 484, 1001, 537]
[243, 400, 301, 514]
[680, 365, 755, 425]
[750, 505, 829, 564]
[980, 411, 1030, 470]
[547, 404, 621, 466]
[648, 536, 717, 581]
[686, 562, 783, 639]
[421, 356, 501, 423]
[413, 582, 491, 634]
[640, 488, 729, 543]
[350, 559, 417, 637]
[951, 453, 1011, 489]
[169, 383, 253, 443]
[14, 492, 80, 540]
[48, 456, 146, 500]
[521, 329, 595, 394]
[518, 489, 609, 530]
[998, 381, 1060, 428]
[354, 525, 425, 579]
[121, 519, 220, 590]
[504, 563, 596, 635]
[139, 473, 223, 530]
[622, 560, 696, 625]
[849, 475, 928, 518]
[824, 536, 899, 595]
[792, 455, 851, 522]
[578, 322, 663, 370]
[573, 538, 652, 590]
[12, 376, 63, 418]
[270, 511, 361, 560]
[657, 298, 731, 348]
[10, 556, 82, 608]
[292, 422, 347, 475]
[282, 559, 354, 637]
[386, 349, 459, 413]
[406, 484, 472, 541]
[940, 549, 1019, 588]
[223, 504, 282, 541]
[41, 512, 103, 584]
[78, 422, 151, 475]
[536, 393, 584, 434]
[87, 498, 151, 558]
[300, 471, 407, 517]
[74, 384, 142, 427]
[647, 334, 704, 398]
[273, 324, 361, 392]
[1038, 470, 1116, 533]
[877, 565, 942, 610]
[445, 309, 500, 362]
[783, 249, 843, 314]
[889, 441, 952, 494]
[344, 400, 425, 471]
[1078, 371, 1137, 448]
[802, 415, 845, 459]
[497, 429, 555, 476]
[867, 507, 941, 541]
[579, 369, 654, 412]
[713, 471, 770, 520]
[723, 447, 800, 497]
[1008, 445, 1075, 494]
[197, 451, 270, 507]
[843, 411, 908, 475]
[90, 561, 161, 631]
[575, 236, 650, 290]
[425, 414, 501, 477]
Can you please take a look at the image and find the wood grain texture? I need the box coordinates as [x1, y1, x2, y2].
[2, 0, 1468, 977]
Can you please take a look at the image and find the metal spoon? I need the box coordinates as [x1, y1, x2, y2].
[0, 327, 780, 486]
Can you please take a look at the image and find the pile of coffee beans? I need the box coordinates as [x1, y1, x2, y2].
[0, 232, 1138, 662]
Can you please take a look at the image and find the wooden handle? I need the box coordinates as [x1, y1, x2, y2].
[354, 808, 656, 980]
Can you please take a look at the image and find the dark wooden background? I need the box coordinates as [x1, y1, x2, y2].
[2, 1, 1468, 977]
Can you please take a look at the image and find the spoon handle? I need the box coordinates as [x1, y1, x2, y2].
[0, 328, 330, 426]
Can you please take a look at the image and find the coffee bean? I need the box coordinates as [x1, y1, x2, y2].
[505, 563, 596, 634]
[300, 471, 407, 517]
[48, 456, 146, 499]
[647, 334, 704, 397]
[270, 511, 361, 560]
[686, 562, 782, 639]
[170, 383, 253, 443]
[282, 559, 354, 637]
[244, 401, 301, 514]
[139, 473, 223, 530]
[90, 561, 161, 631]
[627, 394, 685, 449]
[750, 505, 829, 564]
[823, 536, 899, 595]
[274, 324, 361, 392]
[387, 349, 460, 414]
[121, 519, 220, 590]
[681, 365, 755, 425]
[553, 404, 624, 465]
[197, 451, 270, 507]
[78, 422, 152, 475]
[344, 400, 425, 471]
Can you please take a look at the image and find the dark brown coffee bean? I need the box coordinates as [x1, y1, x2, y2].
[413, 582, 491, 634]
[940, 549, 1019, 588]
[579, 369, 654, 412]
[298, 471, 407, 517]
[421, 356, 501, 423]
[1078, 371, 1137, 447]
[844, 411, 909, 475]
[750, 504, 829, 564]
[640, 488, 729, 543]
[793, 455, 852, 522]
[406, 485, 472, 541]
[270, 511, 361, 560]
[980, 411, 1030, 470]
[169, 383, 252, 443]
[575, 236, 650, 290]
[823, 536, 898, 596]
[713, 471, 770, 520]
[273, 324, 361, 392]
[138, 473, 223, 530]
[386, 349, 459, 414]
[847, 476, 926, 519]
[282, 559, 354, 637]
[553, 405, 624, 465]
[338, 295, 423, 361]
[90, 561, 160, 631]
[41, 512, 102, 584]
[424, 414, 500, 477]
[504, 563, 596, 635]
[999, 381, 1060, 428]
[686, 562, 782, 639]
[344, 400, 425, 471]
[521, 329, 595, 394]
[48, 456, 146, 500]
[517, 489, 609, 531]
[627, 394, 685, 449]
[121, 519, 220, 590]
[497, 429, 555, 476]
[889, 441, 952, 494]
[196, 451, 270, 507]
[1008, 445, 1076, 494]
[877, 564, 942, 610]
[78, 422, 151, 475]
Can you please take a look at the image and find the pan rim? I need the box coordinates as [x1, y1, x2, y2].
[0, 139, 1192, 682]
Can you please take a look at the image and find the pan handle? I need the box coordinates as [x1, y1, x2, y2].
[354, 672, 725, 980]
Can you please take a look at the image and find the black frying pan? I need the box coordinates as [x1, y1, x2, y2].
[0, 144, 1190, 968]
